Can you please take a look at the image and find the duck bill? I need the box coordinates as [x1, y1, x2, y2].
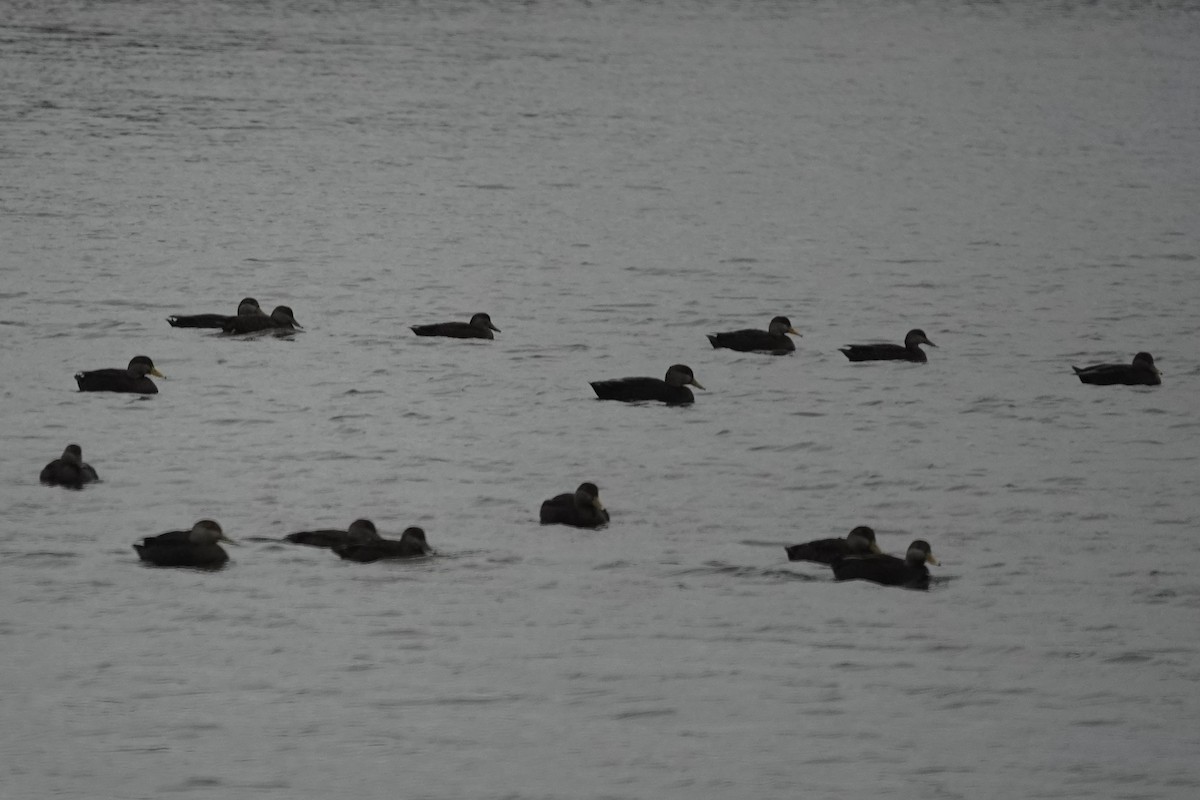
[868, 542, 882, 554]
[923, 338, 937, 348]
[593, 499, 606, 512]
[221, 535, 241, 546]
[488, 323, 501, 333]
[689, 380, 706, 391]
[150, 368, 165, 378]
[786, 328, 801, 337]
[926, 553, 939, 566]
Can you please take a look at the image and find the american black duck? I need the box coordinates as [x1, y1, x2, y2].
[333, 526, 432, 563]
[591, 364, 704, 405]
[785, 525, 880, 565]
[167, 297, 265, 328]
[540, 482, 610, 528]
[39, 444, 99, 489]
[285, 518, 382, 548]
[411, 312, 500, 340]
[133, 519, 237, 568]
[831, 539, 939, 590]
[1072, 352, 1161, 386]
[839, 329, 936, 363]
[707, 316, 801, 355]
[223, 305, 301, 334]
[75, 355, 163, 394]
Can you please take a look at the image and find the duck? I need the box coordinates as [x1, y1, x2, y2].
[1072, 352, 1161, 386]
[223, 305, 302, 334]
[167, 297, 266, 328]
[332, 526, 433, 563]
[133, 520, 237, 568]
[285, 518, 382, 548]
[411, 312, 500, 340]
[75, 355, 163, 394]
[785, 525, 880, 565]
[707, 316, 801, 355]
[831, 539, 939, 589]
[540, 482, 610, 528]
[39, 444, 100, 489]
[839, 329, 936, 363]
[591, 364, 704, 405]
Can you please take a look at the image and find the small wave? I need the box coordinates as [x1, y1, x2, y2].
[673, 561, 823, 583]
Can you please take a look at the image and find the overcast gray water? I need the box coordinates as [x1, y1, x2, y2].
[3, 1, 1200, 798]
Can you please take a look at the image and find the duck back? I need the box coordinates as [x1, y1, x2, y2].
[590, 378, 694, 404]
[831, 555, 930, 589]
[75, 369, 158, 394]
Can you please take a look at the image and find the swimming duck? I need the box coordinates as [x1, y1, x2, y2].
[223, 305, 302, 334]
[332, 526, 433, 563]
[75, 356, 163, 394]
[133, 519, 237, 568]
[831, 539, 939, 589]
[540, 482, 610, 528]
[1073, 352, 1161, 386]
[167, 297, 265, 328]
[785, 525, 880, 564]
[285, 519, 383, 548]
[839, 329, 936, 363]
[707, 316, 801, 354]
[591, 364, 704, 405]
[411, 312, 500, 340]
[39, 444, 100, 489]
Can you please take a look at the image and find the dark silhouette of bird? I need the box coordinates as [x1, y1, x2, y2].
[591, 364, 704, 405]
[832, 539, 939, 589]
[168, 297, 265, 328]
[1072, 352, 1161, 386]
[133, 520, 237, 568]
[333, 526, 433, 562]
[223, 305, 301, 334]
[840, 329, 936, 363]
[411, 313, 500, 340]
[785, 525, 880, 564]
[39, 444, 99, 489]
[540, 482, 610, 528]
[75, 356, 163, 394]
[285, 519, 383, 548]
[708, 316, 801, 354]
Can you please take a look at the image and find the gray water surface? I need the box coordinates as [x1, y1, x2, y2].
[3, 1, 1199, 798]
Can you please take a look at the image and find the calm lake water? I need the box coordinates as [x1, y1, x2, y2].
[3, 1, 1199, 798]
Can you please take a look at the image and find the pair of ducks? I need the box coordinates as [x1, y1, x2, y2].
[786, 525, 940, 590]
[133, 519, 432, 568]
[167, 297, 302, 334]
[284, 519, 432, 562]
[708, 316, 936, 362]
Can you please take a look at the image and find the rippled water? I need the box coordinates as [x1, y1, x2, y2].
[3, 1, 1200, 797]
